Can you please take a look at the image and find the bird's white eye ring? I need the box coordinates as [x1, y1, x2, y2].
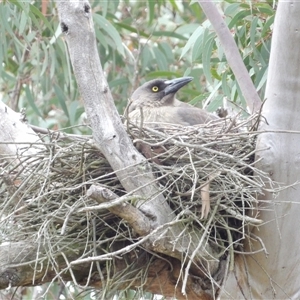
[152, 86, 159, 92]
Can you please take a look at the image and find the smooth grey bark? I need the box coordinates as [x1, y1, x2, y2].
[54, 1, 179, 244]
[0, 101, 43, 161]
[222, 2, 300, 298]
[198, 0, 262, 114]
[55, 1, 172, 229]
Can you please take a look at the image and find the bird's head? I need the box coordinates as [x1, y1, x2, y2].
[129, 77, 193, 112]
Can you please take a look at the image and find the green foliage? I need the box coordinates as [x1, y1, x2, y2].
[0, 1, 274, 130]
[182, 2, 274, 110]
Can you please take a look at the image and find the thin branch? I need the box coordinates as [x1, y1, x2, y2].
[198, 0, 262, 113]
[86, 184, 151, 236]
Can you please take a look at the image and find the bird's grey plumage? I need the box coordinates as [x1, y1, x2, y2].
[128, 77, 218, 219]
[128, 77, 218, 126]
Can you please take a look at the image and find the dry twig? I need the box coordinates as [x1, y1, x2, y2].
[0, 114, 277, 296]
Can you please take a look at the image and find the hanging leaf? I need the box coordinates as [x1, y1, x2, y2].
[94, 14, 125, 56]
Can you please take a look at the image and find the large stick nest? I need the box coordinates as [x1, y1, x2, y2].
[0, 114, 274, 293]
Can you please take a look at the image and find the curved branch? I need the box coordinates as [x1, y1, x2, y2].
[86, 184, 151, 236]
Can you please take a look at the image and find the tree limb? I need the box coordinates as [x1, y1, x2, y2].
[55, 1, 172, 229]
[198, 0, 262, 113]
[222, 2, 300, 298]
[0, 101, 43, 161]
[86, 184, 151, 236]
[0, 242, 214, 300]
[54, 0, 220, 280]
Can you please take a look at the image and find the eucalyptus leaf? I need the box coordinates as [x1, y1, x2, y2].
[25, 86, 43, 118]
[202, 35, 215, 85]
[54, 84, 69, 118]
[94, 13, 125, 56]
[180, 26, 204, 59]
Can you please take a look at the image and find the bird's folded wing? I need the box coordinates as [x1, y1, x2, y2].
[175, 106, 218, 125]
[128, 106, 218, 126]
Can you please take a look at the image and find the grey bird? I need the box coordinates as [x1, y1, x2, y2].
[128, 77, 218, 126]
[128, 77, 218, 219]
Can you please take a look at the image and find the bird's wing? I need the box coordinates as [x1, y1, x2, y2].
[173, 99, 193, 108]
[128, 106, 218, 126]
[175, 107, 218, 125]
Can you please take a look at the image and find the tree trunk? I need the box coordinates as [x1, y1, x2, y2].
[54, 3, 219, 275]
[222, 2, 300, 298]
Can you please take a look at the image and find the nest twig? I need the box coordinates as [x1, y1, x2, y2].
[0, 113, 275, 294]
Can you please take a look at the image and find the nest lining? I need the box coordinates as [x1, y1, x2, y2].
[0, 114, 272, 291]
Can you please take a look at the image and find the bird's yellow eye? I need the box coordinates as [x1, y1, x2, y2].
[152, 86, 159, 92]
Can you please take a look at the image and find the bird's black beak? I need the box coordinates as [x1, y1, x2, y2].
[164, 77, 194, 95]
